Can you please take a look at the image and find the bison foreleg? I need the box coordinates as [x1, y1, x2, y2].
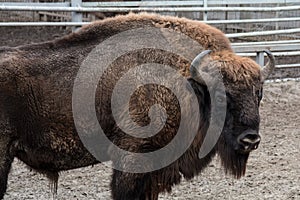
[111, 169, 159, 200]
[0, 137, 14, 200]
[109, 147, 159, 200]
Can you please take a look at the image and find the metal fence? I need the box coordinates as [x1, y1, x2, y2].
[0, 0, 300, 69]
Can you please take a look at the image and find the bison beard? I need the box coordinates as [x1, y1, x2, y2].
[217, 135, 250, 179]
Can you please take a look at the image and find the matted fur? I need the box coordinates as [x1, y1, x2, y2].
[211, 50, 261, 85]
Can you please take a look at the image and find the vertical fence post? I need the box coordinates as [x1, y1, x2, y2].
[203, 0, 208, 21]
[275, 3, 279, 40]
[71, 0, 82, 32]
[256, 51, 265, 66]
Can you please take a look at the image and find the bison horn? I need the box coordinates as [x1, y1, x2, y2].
[190, 50, 212, 84]
[261, 50, 275, 81]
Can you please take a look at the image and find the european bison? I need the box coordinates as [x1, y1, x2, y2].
[0, 13, 275, 199]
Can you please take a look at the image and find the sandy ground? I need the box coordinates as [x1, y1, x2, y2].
[1, 27, 299, 200]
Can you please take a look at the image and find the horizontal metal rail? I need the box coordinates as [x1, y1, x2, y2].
[2, 1, 299, 8]
[204, 17, 300, 24]
[232, 43, 300, 52]
[0, 22, 90, 26]
[237, 51, 300, 57]
[82, 1, 204, 7]
[0, 5, 300, 12]
[276, 63, 300, 68]
[232, 40, 300, 46]
[0, 2, 70, 7]
[186, 0, 300, 4]
[82, 0, 300, 7]
[2, 17, 300, 26]
[226, 28, 300, 38]
[266, 77, 300, 83]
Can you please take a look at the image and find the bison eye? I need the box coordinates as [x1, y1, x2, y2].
[257, 88, 263, 101]
[215, 92, 227, 105]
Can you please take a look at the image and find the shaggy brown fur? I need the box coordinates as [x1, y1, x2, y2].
[0, 13, 268, 200]
[58, 12, 232, 52]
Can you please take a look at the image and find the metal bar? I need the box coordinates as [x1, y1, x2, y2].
[275, 3, 280, 40]
[0, 22, 90, 26]
[81, 0, 300, 7]
[207, 0, 300, 4]
[82, 1, 204, 7]
[226, 28, 300, 38]
[0, 2, 70, 7]
[256, 52, 265, 66]
[203, 0, 208, 21]
[237, 51, 300, 57]
[276, 64, 300, 68]
[232, 43, 300, 53]
[269, 52, 300, 56]
[71, 0, 82, 32]
[0, 19, 300, 27]
[0, 5, 300, 12]
[204, 17, 300, 24]
[1, 0, 299, 7]
[232, 40, 300, 46]
[1, 18, 300, 26]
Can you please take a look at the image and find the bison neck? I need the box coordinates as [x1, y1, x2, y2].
[178, 82, 216, 180]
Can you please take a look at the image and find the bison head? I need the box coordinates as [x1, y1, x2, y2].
[189, 49, 275, 178]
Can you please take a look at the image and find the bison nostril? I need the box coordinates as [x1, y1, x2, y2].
[237, 130, 261, 152]
[240, 134, 261, 144]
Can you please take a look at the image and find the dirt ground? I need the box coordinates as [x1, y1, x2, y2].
[1, 27, 299, 200]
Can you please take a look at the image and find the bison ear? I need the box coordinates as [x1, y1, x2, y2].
[261, 50, 275, 82]
[190, 50, 212, 85]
